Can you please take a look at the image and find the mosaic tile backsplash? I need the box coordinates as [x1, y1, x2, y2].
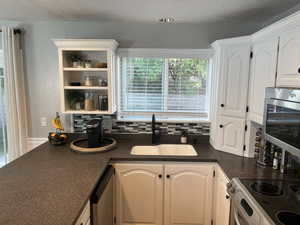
[73, 114, 210, 136]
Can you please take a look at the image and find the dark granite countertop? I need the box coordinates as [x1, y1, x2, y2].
[0, 134, 292, 225]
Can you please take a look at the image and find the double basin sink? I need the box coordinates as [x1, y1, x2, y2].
[131, 144, 198, 156]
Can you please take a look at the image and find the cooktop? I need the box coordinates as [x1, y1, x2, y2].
[240, 179, 300, 225]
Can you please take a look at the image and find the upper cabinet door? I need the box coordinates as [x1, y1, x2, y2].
[164, 164, 214, 225]
[219, 44, 251, 118]
[115, 164, 164, 225]
[277, 28, 300, 87]
[248, 38, 279, 124]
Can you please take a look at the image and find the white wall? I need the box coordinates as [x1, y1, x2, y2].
[17, 20, 259, 137]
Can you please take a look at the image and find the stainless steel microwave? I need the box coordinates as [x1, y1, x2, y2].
[264, 87, 300, 157]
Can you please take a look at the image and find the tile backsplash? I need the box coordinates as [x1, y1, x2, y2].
[73, 114, 210, 136]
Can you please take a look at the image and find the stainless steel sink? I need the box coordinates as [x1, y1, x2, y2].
[131, 144, 198, 156]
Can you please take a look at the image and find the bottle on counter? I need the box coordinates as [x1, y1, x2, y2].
[180, 131, 188, 144]
[273, 151, 279, 170]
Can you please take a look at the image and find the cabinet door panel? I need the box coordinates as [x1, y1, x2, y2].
[219, 45, 251, 118]
[277, 29, 300, 87]
[164, 164, 214, 225]
[214, 167, 230, 225]
[218, 116, 245, 156]
[115, 164, 163, 225]
[248, 38, 278, 124]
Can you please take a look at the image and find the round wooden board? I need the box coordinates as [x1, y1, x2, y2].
[70, 137, 117, 153]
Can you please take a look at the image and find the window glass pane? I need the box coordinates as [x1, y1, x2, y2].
[167, 58, 208, 112]
[119, 56, 210, 119]
[121, 57, 164, 112]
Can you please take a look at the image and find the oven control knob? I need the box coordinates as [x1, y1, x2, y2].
[228, 187, 236, 194]
[226, 182, 233, 189]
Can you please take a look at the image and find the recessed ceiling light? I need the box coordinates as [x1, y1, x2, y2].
[159, 18, 175, 23]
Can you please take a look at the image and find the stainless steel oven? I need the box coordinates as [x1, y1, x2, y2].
[227, 178, 273, 225]
[264, 88, 300, 157]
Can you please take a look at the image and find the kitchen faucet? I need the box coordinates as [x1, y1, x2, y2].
[152, 114, 160, 144]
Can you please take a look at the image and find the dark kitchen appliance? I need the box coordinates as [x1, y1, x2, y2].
[86, 119, 103, 148]
[91, 165, 114, 225]
[228, 178, 300, 225]
[264, 88, 300, 158]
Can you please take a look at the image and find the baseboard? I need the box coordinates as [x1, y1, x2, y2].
[27, 137, 48, 151]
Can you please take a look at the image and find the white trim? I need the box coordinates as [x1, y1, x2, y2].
[211, 36, 252, 47]
[252, 10, 300, 41]
[53, 39, 119, 50]
[117, 48, 213, 59]
[26, 138, 48, 152]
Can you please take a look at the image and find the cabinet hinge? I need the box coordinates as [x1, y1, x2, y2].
[245, 125, 248, 132]
[243, 145, 246, 151]
[250, 51, 253, 59]
[114, 216, 117, 224]
[246, 106, 249, 112]
[213, 170, 216, 177]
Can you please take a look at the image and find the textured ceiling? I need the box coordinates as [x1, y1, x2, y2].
[1, 0, 300, 24]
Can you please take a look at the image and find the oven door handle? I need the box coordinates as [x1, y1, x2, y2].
[234, 210, 242, 225]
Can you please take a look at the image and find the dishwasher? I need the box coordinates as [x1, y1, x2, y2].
[91, 165, 114, 225]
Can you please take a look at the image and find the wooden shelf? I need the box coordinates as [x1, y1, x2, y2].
[64, 110, 111, 114]
[64, 86, 108, 90]
[63, 67, 108, 72]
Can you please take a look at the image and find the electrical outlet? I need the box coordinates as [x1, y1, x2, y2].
[40, 117, 47, 127]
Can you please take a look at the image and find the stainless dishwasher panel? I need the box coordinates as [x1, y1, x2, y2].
[91, 165, 114, 225]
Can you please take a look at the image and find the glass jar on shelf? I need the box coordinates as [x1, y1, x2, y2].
[84, 75, 93, 86]
[84, 92, 95, 111]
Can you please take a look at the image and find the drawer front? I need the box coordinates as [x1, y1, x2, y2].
[75, 201, 90, 225]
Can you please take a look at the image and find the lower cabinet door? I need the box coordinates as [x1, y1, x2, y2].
[214, 168, 230, 225]
[164, 164, 214, 225]
[115, 164, 164, 225]
[217, 116, 245, 156]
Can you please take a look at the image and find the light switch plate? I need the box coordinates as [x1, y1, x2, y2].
[40, 117, 47, 127]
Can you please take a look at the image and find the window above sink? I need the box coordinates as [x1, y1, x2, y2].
[117, 48, 213, 122]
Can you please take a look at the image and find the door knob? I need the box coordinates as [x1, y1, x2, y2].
[219, 125, 223, 128]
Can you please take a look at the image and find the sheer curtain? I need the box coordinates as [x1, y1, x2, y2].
[2, 27, 28, 162]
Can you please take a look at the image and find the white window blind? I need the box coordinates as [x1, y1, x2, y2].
[118, 50, 211, 121]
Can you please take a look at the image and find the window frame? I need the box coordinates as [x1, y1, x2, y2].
[116, 48, 213, 122]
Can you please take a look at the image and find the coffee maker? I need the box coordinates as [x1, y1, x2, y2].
[86, 119, 103, 148]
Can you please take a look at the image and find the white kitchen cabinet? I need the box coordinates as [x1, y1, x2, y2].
[115, 163, 214, 225]
[75, 200, 90, 225]
[115, 164, 164, 225]
[218, 43, 251, 119]
[248, 38, 279, 124]
[164, 164, 214, 225]
[213, 166, 230, 225]
[277, 28, 300, 87]
[210, 37, 251, 157]
[217, 116, 245, 156]
[53, 39, 118, 114]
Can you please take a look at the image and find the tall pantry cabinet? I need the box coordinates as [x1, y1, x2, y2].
[210, 37, 251, 156]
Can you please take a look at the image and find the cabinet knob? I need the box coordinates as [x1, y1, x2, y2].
[158, 174, 162, 178]
[166, 174, 170, 179]
[226, 195, 230, 199]
[298, 68, 300, 73]
[220, 104, 225, 107]
[219, 125, 223, 128]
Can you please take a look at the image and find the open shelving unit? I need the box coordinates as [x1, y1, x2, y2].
[54, 39, 118, 114]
